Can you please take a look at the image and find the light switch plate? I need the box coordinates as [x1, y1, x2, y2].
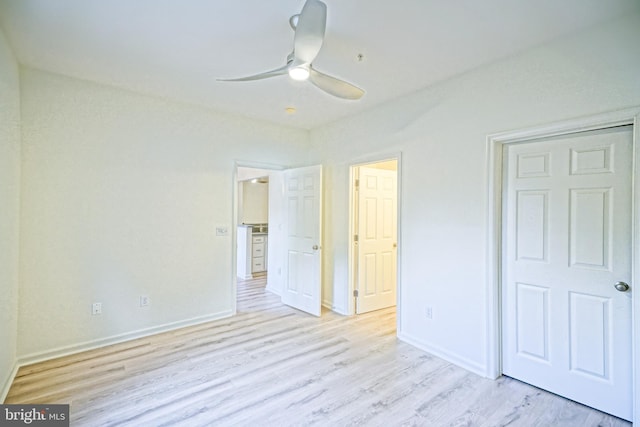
[216, 225, 229, 236]
[92, 302, 102, 315]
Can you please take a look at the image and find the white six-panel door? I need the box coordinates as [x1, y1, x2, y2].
[282, 165, 322, 316]
[502, 126, 633, 420]
[356, 166, 397, 314]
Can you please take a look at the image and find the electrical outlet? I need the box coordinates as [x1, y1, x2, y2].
[425, 306, 433, 320]
[215, 225, 229, 236]
[92, 302, 102, 315]
[140, 295, 150, 307]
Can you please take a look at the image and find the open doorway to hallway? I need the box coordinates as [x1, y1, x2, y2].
[235, 166, 277, 301]
[236, 171, 269, 281]
[349, 158, 399, 315]
[234, 164, 324, 317]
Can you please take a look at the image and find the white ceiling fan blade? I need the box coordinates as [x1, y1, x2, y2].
[218, 63, 290, 82]
[308, 67, 364, 100]
[293, 0, 327, 64]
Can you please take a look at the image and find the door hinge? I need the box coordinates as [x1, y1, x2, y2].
[354, 234, 358, 242]
[353, 289, 359, 297]
[355, 179, 359, 189]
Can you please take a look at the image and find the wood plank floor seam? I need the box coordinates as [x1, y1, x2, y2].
[4, 277, 631, 426]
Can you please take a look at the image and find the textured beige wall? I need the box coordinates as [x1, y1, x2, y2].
[17, 68, 310, 360]
[0, 27, 21, 399]
[313, 13, 640, 375]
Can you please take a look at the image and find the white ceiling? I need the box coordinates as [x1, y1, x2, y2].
[1, 0, 637, 130]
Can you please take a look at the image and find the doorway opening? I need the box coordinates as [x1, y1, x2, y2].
[233, 163, 324, 317]
[236, 167, 271, 281]
[234, 165, 282, 315]
[349, 158, 400, 316]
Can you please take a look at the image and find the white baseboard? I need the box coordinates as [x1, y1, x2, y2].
[1, 361, 19, 403]
[17, 309, 234, 367]
[398, 331, 487, 377]
[322, 300, 348, 315]
[265, 285, 281, 297]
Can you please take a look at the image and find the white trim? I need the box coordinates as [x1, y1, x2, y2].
[3, 309, 232, 401]
[348, 164, 358, 315]
[1, 361, 19, 402]
[17, 309, 233, 367]
[231, 164, 239, 316]
[398, 331, 486, 377]
[632, 113, 640, 425]
[266, 285, 282, 297]
[486, 107, 640, 424]
[485, 137, 504, 379]
[321, 299, 348, 315]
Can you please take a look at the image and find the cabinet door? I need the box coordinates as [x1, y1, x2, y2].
[252, 257, 265, 272]
[252, 242, 265, 258]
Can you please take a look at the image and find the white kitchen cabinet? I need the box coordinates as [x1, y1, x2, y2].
[236, 225, 268, 279]
[251, 234, 267, 273]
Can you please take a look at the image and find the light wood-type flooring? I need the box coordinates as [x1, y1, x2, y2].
[5, 277, 631, 426]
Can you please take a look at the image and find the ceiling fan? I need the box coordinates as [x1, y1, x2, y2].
[218, 0, 364, 100]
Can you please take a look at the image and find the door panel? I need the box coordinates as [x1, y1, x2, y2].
[570, 188, 610, 268]
[282, 165, 322, 316]
[502, 126, 633, 421]
[569, 292, 609, 378]
[356, 166, 397, 314]
[515, 282, 549, 361]
[516, 190, 548, 261]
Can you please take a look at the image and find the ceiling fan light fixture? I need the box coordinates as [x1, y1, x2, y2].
[288, 66, 310, 81]
[218, 0, 364, 100]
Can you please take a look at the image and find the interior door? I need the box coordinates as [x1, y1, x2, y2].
[282, 165, 322, 316]
[356, 166, 397, 314]
[502, 126, 633, 421]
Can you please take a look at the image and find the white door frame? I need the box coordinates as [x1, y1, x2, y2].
[348, 154, 403, 319]
[486, 107, 640, 424]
